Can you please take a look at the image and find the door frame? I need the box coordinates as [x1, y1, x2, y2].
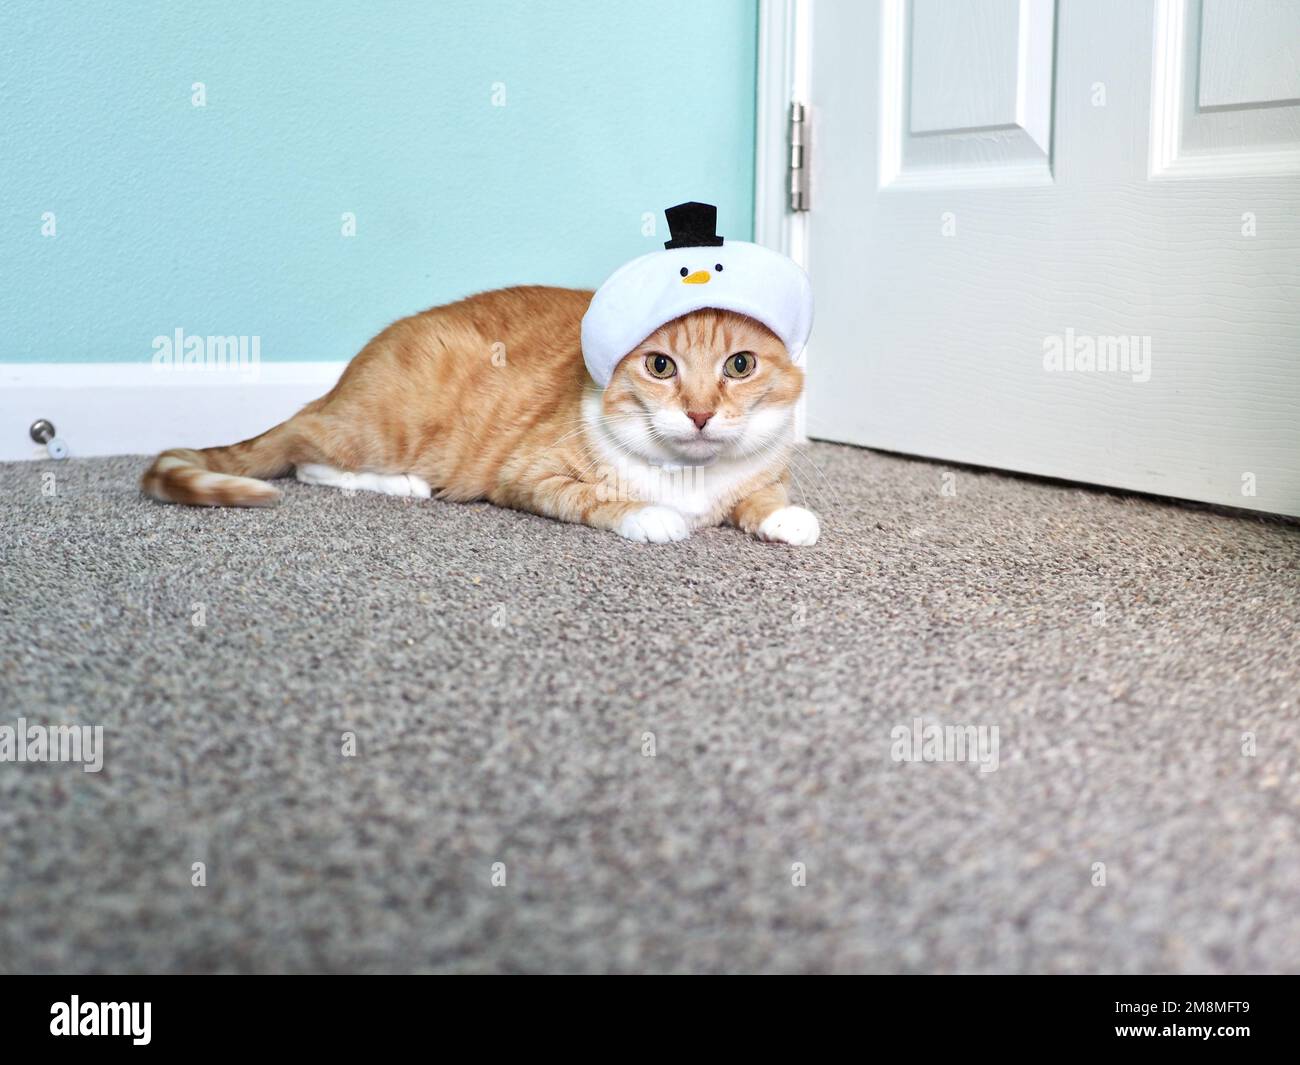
[755, 0, 814, 439]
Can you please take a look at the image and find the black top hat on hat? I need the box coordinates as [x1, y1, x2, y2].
[663, 201, 725, 249]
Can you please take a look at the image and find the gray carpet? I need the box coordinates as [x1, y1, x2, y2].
[1, 444, 1298, 974]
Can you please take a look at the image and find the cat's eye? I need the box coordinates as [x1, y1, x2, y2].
[723, 351, 756, 379]
[715, 263, 724, 272]
[645, 353, 677, 379]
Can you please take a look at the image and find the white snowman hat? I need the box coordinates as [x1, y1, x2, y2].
[581, 202, 814, 387]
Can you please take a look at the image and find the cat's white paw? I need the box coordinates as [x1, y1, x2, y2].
[618, 505, 691, 544]
[756, 505, 820, 546]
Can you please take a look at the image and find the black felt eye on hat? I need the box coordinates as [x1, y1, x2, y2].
[663, 201, 724, 249]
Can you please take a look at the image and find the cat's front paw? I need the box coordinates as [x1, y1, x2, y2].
[617, 505, 691, 544]
[756, 505, 820, 546]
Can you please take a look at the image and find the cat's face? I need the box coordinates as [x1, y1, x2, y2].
[601, 309, 804, 465]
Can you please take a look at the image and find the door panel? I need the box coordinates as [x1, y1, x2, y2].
[1152, 0, 1300, 177]
[1198, 0, 1300, 109]
[908, 0, 1022, 133]
[806, 0, 1300, 515]
[884, 0, 1055, 186]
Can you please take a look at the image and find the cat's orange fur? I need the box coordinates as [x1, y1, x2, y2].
[141, 285, 819, 544]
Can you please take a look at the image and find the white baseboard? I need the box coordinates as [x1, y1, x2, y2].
[0, 362, 347, 462]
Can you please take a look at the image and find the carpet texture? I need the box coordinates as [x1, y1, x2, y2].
[1, 445, 1297, 974]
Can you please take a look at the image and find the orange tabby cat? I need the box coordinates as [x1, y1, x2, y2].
[141, 285, 819, 544]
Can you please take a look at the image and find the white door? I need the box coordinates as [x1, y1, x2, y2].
[799, 0, 1300, 516]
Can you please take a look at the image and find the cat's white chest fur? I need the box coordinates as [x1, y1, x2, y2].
[609, 457, 747, 519]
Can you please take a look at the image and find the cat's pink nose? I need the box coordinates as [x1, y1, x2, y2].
[687, 411, 714, 431]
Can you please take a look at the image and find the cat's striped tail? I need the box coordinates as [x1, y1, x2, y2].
[141, 420, 297, 508]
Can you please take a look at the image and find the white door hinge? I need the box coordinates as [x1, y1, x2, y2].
[789, 101, 810, 212]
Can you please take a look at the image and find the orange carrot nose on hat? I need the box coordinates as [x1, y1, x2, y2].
[581, 201, 814, 387]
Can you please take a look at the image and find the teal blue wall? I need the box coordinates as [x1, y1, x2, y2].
[0, 1, 757, 362]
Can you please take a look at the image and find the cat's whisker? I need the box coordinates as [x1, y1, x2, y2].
[541, 421, 593, 452]
[744, 427, 840, 509]
[541, 411, 653, 456]
[785, 444, 844, 510]
[749, 436, 815, 508]
[572, 441, 629, 483]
